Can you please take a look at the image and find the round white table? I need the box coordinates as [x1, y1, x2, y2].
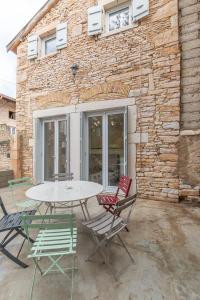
[26, 180, 103, 219]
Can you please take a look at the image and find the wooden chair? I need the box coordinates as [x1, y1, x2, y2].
[97, 176, 132, 213]
[8, 177, 41, 212]
[0, 196, 36, 268]
[21, 213, 77, 300]
[83, 194, 136, 280]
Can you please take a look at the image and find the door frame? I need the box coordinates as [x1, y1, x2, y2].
[41, 115, 70, 182]
[83, 108, 128, 191]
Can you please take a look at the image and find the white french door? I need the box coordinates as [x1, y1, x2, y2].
[83, 109, 127, 190]
[42, 116, 69, 181]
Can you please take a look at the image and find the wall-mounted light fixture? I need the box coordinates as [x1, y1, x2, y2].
[70, 63, 79, 81]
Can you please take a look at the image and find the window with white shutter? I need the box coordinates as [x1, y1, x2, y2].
[28, 35, 38, 59]
[56, 23, 67, 49]
[132, 0, 149, 21]
[88, 6, 103, 36]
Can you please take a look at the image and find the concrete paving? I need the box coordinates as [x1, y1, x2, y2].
[0, 186, 200, 300]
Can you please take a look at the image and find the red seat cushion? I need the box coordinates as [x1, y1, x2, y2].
[97, 194, 119, 205]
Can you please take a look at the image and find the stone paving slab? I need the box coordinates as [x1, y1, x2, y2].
[0, 186, 200, 300]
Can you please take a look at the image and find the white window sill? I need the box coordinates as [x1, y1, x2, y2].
[36, 51, 58, 61]
[100, 23, 138, 38]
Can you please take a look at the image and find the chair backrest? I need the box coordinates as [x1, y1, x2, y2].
[0, 196, 8, 216]
[21, 213, 76, 245]
[114, 194, 136, 223]
[106, 194, 136, 236]
[53, 173, 74, 182]
[115, 176, 132, 198]
[8, 177, 32, 189]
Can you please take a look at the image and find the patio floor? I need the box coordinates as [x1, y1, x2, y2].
[0, 186, 200, 300]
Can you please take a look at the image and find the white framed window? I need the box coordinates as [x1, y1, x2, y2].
[106, 2, 132, 33]
[9, 126, 16, 135]
[81, 108, 128, 191]
[42, 33, 57, 56]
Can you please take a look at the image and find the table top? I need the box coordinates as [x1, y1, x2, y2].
[26, 180, 103, 203]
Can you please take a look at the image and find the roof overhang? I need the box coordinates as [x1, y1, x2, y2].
[6, 0, 60, 54]
[0, 93, 16, 102]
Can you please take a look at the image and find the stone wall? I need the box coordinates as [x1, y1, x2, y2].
[179, 0, 200, 202]
[179, 0, 200, 130]
[0, 140, 11, 171]
[0, 98, 16, 128]
[16, 0, 181, 201]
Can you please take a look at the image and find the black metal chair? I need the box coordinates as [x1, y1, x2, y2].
[0, 196, 36, 268]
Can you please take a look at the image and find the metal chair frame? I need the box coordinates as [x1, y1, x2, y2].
[0, 196, 36, 268]
[21, 213, 77, 300]
[83, 194, 136, 280]
[48, 173, 75, 214]
[8, 177, 41, 212]
[97, 176, 132, 213]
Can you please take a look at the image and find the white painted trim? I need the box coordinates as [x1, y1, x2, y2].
[33, 98, 135, 118]
[33, 105, 75, 118]
[70, 113, 81, 180]
[32, 118, 36, 184]
[76, 98, 135, 112]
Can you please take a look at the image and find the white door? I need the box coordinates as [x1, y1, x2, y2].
[43, 117, 69, 181]
[84, 109, 127, 190]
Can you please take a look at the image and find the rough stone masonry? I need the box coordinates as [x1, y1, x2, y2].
[11, 0, 187, 202]
[178, 0, 200, 202]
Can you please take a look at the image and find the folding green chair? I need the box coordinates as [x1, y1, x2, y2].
[21, 214, 77, 300]
[8, 177, 41, 212]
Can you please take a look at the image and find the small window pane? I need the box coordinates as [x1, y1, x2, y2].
[88, 116, 103, 185]
[109, 7, 130, 32]
[108, 114, 124, 186]
[45, 37, 56, 55]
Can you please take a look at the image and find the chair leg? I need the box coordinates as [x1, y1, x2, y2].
[86, 235, 107, 262]
[71, 254, 75, 300]
[0, 245, 28, 268]
[117, 234, 134, 263]
[29, 264, 37, 300]
[80, 200, 87, 221]
[16, 229, 34, 244]
[125, 226, 129, 232]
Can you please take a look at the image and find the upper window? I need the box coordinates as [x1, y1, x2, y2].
[9, 111, 15, 120]
[42, 34, 57, 56]
[108, 6, 130, 32]
[27, 23, 67, 60]
[106, 3, 131, 33]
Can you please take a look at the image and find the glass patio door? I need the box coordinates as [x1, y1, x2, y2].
[43, 117, 69, 181]
[86, 110, 127, 190]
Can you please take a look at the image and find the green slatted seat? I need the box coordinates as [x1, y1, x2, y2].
[21, 214, 77, 300]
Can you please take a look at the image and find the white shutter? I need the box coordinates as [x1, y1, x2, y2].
[28, 35, 38, 59]
[56, 23, 67, 50]
[88, 6, 103, 36]
[132, 0, 149, 22]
